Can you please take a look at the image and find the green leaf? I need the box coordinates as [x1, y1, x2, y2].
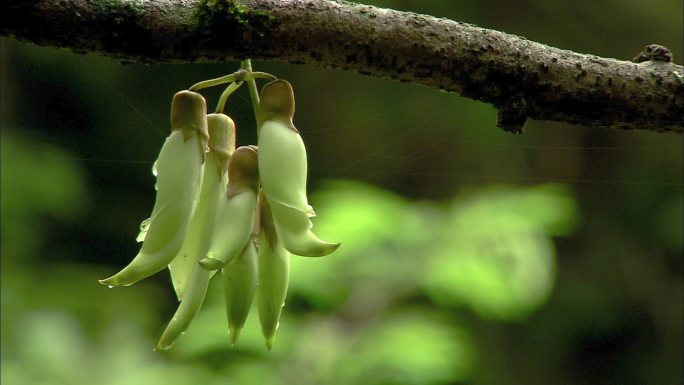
[424, 184, 578, 321]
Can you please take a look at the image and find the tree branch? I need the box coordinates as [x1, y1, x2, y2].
[2, 0, 683, 133]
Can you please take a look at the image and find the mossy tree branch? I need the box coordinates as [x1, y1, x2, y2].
[2, 0, 683, 133]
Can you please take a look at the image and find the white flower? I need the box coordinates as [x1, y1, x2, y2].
[100, 91, 208, 287]
[257, 80, 340, 257]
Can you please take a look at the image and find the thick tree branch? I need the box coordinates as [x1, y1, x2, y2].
[2, 0, 683, 133]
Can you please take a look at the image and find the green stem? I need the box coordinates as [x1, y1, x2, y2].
[216, 82, 243, 113]
[240, 59, 261, 130]
[250, 72, 278, 81]
[189, 73, 238, 91]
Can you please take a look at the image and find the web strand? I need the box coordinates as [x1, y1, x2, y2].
[4, 94, 680, 187]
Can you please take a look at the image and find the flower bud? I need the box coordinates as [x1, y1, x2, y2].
[256, 196, 290, 351]
[257, 79, 295, 129]
[207, 113, 236, 177]
[156, 112, 238, 348]
[157, 264, 211, 350]
[257, 80, 339, 257]
[199, 146, 259, 270]
[168, 113, 235, 299]
[171, 90, 210, 159]
[226, 145, 259, 198]
[222, 239, 258, 345]
[100, 91, 207, 287]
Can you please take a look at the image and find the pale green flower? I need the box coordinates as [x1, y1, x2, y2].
[168, 113, 235, 300]
[256, 194, 291, 351]
[257, 80, 340, 257]
[156, 113, 236, 350]
[101, 75, 340, 352]
[100, 91, 208, 287]
[199, 146, 259, 270]
[222, 238, 258, 345]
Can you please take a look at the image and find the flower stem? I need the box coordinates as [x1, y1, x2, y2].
[216, 82, 243, 113]
[240, 59, 261, 130]
[189, 73, 239, 91]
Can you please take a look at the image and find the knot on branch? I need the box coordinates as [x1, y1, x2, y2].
[496, 94, 528, 134]
[632, 44, 673, 63]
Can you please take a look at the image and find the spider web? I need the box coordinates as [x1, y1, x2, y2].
[3, 86, 681, 188]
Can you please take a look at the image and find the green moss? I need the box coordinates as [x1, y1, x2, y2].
[194, 0, 276, 39]
[92, 0, 146, 20]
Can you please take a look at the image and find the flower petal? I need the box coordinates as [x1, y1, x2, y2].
[100, 91, 207, 287]
[156, 264, 212, 350]
[269, 200, 340, 257]
[256, 230, 290, 351]
[168, 113, 234, 299]
[199, 146, 259, 271]
[222, 239, 258, 345]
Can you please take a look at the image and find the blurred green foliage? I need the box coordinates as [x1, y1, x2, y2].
[1, 0, 682, 384]
[425, 184, 577, 320]
[0, 144, 574, 384]
[0, 134, 88, 258]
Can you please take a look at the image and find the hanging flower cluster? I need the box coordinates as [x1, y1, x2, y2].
[100, 67, 339, 351]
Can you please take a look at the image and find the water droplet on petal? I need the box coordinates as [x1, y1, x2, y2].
[151, 161, 158, 177]
[205, 146, 210, 153]
[107, 285, 114, 289]
[139, 218, 152, 232]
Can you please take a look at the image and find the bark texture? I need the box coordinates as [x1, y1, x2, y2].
[2, 0, 683, 133]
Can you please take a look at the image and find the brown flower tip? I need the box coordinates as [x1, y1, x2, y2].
[227, 146, 259, 198]
[258, 80, 295, 128]
[207, 113, 236, 174]
[171, 91, 208, 137]
[170, 90, 209, 161]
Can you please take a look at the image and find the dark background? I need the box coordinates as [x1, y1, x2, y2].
[1, 1, 682, 384]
